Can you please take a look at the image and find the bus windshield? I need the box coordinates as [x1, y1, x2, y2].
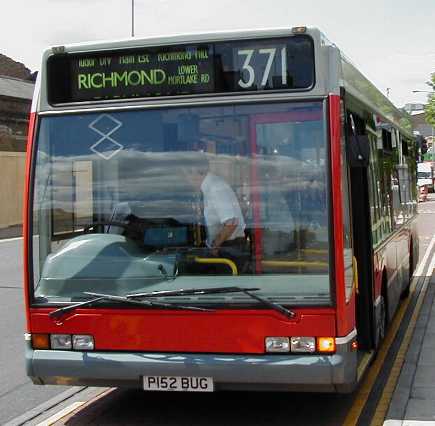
[32, 101, 331, 305]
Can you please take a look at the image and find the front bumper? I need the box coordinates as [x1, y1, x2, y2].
[26, 344, 358, 393]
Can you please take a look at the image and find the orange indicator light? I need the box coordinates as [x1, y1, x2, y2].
[31, 333, 50, 349]
[351, 341, 358, 351]
[317, 337, 336, 353]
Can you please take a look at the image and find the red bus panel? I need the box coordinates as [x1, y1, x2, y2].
[30, 308, 336, 353]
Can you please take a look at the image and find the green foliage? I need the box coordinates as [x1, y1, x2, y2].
[424, 73, 435, 126]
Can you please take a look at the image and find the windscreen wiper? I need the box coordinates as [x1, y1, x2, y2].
[127, 286, 260, 298]
[127, 286, 295, 319]
[49, 292, 214, 320]
[240, 289, 296, 319]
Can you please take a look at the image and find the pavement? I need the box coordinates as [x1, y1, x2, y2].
[0, 237, 69, 425]
[385, 262, 435, 425]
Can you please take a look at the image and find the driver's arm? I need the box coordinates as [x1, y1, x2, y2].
[211, 218, 239, 251]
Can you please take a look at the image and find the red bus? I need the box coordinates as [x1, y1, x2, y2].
[24, 27, 418, 393]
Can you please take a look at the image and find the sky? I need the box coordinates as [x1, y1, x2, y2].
[2, 0, 434, 107]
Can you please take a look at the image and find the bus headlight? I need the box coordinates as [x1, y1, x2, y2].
[290, 337, 316, 353]
[50, 334, 72, 350]
[265, 337, 290, 352]
[72, 335, 94, 351]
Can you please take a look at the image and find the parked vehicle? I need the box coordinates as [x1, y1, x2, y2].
[417, 162, 433, 193]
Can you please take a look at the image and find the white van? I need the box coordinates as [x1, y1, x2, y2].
[417, 162, 433, 192]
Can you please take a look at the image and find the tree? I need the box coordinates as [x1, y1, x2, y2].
[424, 72, 435, 126]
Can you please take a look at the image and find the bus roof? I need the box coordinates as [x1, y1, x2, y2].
[35, 27, 412, 137]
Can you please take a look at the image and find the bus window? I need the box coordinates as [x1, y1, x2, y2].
[391, 168, 403, 227]
[341, 114, 353, 302]
[397, 165, 410, 220]
[32, 101, 331, 304]
[367, 134, 383, 245]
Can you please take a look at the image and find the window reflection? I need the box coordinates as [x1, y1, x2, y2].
[32, 102, 330, 299]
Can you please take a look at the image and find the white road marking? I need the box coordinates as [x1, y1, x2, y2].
[384, 420, 435, 425]
[415, 234, 435, 277]
[426, 254, 435, 277]
[36, 401, 84, 426]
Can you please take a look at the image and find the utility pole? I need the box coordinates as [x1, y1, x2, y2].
[131, 0, 135, 37]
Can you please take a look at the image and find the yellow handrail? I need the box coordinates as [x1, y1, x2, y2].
[300, 249, 328, 255]
[194, 257, 238, 275]
[261, 260, 328, 268]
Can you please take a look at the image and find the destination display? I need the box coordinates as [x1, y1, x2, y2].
[47, 36, 315, 103]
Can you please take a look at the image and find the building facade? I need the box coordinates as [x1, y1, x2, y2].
[0, 75, 34, 151]
[410, 111, 433, 139]
[0, 54, 34, 237]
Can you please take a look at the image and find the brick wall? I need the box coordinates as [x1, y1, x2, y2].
[0, 95, 29, 151]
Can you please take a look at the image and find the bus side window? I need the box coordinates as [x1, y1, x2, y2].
[367, 135, 382, 245]
[391, 168, 402, 227]
[341, 114, 353, 302]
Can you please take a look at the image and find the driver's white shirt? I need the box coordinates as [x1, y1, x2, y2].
[200, 173, 245, 247]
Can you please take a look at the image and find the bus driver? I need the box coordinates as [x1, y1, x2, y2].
[187, 155, 246, 257]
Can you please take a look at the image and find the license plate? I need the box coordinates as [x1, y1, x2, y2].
[143, 375, 214, 392]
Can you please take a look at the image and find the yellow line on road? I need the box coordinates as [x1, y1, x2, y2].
[342, 278, 417, 426]
[49, 388, 115, 425]
[357, 351, 374, 382]
[370, 275, 430, 426]
[36, 402, 85, 426]
[31, 388, 114, 426]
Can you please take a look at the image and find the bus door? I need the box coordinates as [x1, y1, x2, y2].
[248, 109, 328, 276]
[346, 112, 376, 350]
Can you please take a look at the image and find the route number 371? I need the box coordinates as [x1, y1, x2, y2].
[237, 47, 287, 89]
